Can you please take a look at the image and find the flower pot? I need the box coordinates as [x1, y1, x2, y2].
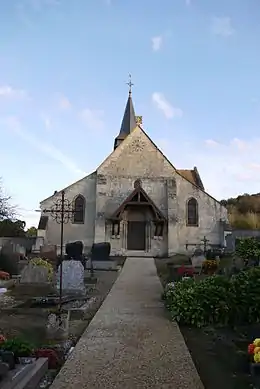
[250, 363, 260, 388]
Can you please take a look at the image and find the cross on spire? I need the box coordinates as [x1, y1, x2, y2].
[126, 74, 134, 95]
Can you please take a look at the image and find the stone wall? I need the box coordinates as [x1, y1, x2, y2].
[41, 173, 97, 254]
[97, 126, 228, 255]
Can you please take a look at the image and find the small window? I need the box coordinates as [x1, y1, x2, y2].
[112, 221, 120, 236]
[154, 222, 164, 237]
[187, 198, 198, 226]
[73, 195, 85, 224]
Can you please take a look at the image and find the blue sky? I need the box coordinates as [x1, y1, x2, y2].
[0, 0, 260, 227]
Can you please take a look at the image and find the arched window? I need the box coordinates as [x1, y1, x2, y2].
[187, 198, 198, 226]
[73, 195, 85, 224]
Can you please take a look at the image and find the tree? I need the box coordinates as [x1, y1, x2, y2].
[0, 219, 26, 237]
[26, 226, 37, 237]
[0, 179, 26, 237]
[0, 179, 15, 221]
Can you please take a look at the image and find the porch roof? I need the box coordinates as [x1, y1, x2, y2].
[109, 186, 167, 221]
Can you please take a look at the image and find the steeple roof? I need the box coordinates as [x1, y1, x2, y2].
[118, 93, 136, 137]
[114, 91, 137, 149]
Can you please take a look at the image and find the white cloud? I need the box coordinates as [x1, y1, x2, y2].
[211, 17, 235, 37]
[58, 95, 72, 110]
[80, 108, 104, 131]
[151, 36, 163, 52]
[152, 92, 183, 119]
[0, 85, 27, 99]
[4, 116, 86, 176]
[156, 136, 260, 200]
[204, 139, 219, 147]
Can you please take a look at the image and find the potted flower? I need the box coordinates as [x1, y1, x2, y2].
[248, 338, 260, 385]
[202, 260, 219, 275]
[0, 338, 34, 363]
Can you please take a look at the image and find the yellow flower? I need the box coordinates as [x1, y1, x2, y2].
[254, 338, 260, 347]
[254, 352, 260, 363]
[31, 257, 53, 281]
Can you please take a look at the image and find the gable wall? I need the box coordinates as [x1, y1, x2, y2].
[96, 127, 176, 255]
[40, 173, 97, 254]
[97, 126, 228, 255]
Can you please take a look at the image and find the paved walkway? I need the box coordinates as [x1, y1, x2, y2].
[51, 258, 204, 389]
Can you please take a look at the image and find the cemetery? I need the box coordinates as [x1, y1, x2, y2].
[0, 241, 120, 389]
[159, 237, 260, 389]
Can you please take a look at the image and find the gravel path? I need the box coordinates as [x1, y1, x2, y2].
[50, 258, 204, 389]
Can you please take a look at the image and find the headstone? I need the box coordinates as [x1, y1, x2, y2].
[0, 362, 9, 379]
[91, 242, 111, 261]
[65, 241, 83, 260]
[0, 248, 19, 276]
[40, 245, 57, 262]
[20, 262, 50, 284]
[0, 351, 15, 370]
[191, 249, 206, 270]
[56, 260, 85, 295]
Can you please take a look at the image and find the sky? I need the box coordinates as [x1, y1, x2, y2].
[0, 0, 260, 228]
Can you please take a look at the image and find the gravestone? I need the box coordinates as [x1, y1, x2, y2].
[91, 242, 111, 261]
[16, 262, 54, 296]
[0, 362, 8, 380]
[191, 248, 205, 272]
[66, 241, 83, 260]
[0, 246, 19, 276]
[56, 260, 85, 295]
[65, 241, 85, 268]
[20, 262, 50, 284]
[40, 245, 57, 266]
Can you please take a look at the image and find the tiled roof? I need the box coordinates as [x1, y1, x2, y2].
[177, 169, 204, 190]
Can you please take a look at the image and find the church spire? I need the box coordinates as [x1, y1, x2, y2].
[114, 75, 137, 150]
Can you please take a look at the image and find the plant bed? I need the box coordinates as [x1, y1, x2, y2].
[180, 325, 253, 389]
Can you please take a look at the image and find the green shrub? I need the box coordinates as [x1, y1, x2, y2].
[0, 337, 34, 357]
[164, 268, 260, 328]
[229, 267, 260, 324]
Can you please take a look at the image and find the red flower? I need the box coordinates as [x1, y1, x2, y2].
[0, 335, 6, 343]
[34, 348, 60, 369]
[248, 343, 255, 355]
[177, 265, 194, 276]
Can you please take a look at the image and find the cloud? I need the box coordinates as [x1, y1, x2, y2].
[152, 92, 183, 119]
[58, 95, 72, 110]
[4, 116, 86, 176]
[0, 85, 27, 99]
[158, 136, 260, 200]
[151, 36, 163, 52]
[204, 139, 219, 147]
[80, 108, 105, 131]
[211, 17, 235, 37]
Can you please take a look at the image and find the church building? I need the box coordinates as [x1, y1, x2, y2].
[37, 88, 228, 257]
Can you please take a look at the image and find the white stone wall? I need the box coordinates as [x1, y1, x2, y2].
[39, 126, 228, 257]
[174, 174, 228, 254]
[97, 126, 228, 256]
[40, 172, 97, 254]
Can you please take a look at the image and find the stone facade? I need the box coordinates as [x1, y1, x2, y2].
[38, 94, 228, 257]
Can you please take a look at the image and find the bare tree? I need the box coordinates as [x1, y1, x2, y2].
[0, 178, 16, 221]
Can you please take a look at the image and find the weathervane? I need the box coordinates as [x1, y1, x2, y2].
[126, 74, 134, 95]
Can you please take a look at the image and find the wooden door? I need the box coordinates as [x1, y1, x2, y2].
[127, 221, 146, 251]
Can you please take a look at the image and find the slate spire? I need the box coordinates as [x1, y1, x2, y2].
[114, 75, 137, 150]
